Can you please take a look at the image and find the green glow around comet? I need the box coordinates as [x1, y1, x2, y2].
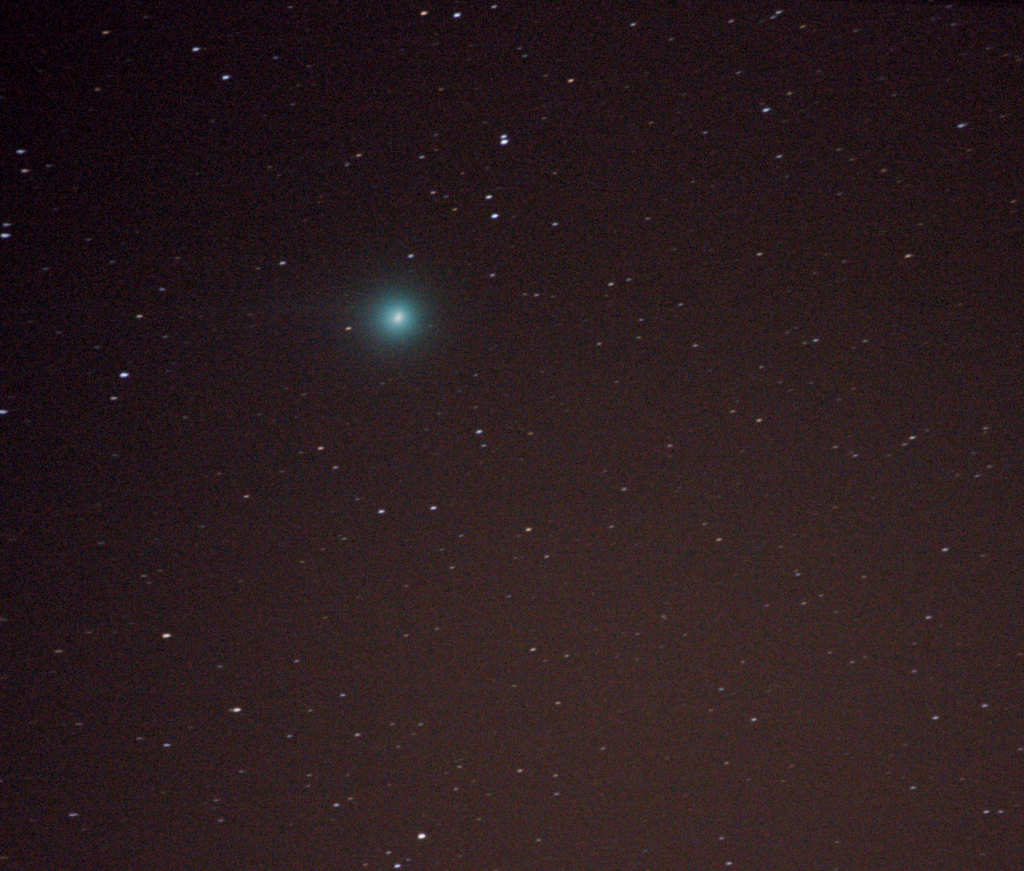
[372, 295, 424, 343]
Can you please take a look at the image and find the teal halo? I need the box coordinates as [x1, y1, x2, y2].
[369, 293, 427, 344]
[382, 303, 414, 333]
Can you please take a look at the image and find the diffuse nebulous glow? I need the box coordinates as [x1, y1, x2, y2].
[371, 293, 428, 343]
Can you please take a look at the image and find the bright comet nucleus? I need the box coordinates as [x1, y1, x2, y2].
[371, 294, 425, 344]
[383, 304, 412, 333]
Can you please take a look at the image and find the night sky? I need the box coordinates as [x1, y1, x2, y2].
[3, 2, 1023, 869]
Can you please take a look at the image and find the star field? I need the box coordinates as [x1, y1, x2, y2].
[1, 3, 1023, 870]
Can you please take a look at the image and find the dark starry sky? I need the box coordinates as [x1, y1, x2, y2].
[2, 2, 1023, 869]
